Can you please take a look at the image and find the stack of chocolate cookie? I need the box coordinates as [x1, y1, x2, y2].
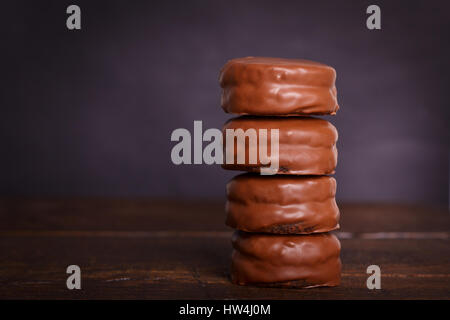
[219, 57, 341, 288]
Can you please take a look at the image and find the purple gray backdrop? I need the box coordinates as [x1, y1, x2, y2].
[2, 0, 449, 204]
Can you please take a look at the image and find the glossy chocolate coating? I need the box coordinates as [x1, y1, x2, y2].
[219, 57, 339, 116]
[231, 231, 341, 288]
[222, 116, 338, 175]
[226, 174, 340, 234]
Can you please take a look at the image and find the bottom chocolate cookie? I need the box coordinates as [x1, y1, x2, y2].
[231, 231, 341, 288]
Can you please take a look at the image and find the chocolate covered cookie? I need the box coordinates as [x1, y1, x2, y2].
[226, 174, 339, 234]
[222, 116, 338, 175]
[231, 231, 341, 288]
[219, 57, 339, 116]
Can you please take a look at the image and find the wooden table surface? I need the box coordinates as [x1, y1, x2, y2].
[0, 198, 449, 299]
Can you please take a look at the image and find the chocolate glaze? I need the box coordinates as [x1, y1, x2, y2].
[222, 116, 338, 175]
[226, 174, 340, 234]
[231, 231, 341, 287]
[219, 57, 339, 116]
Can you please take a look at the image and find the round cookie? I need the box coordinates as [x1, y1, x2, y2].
[222, 116, 338, 175]
[219, 57, 339, 116]
[231, 231, 341, 288]
[226, 174, 340, 234]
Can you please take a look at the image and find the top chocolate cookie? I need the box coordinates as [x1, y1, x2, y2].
[219, 57, 339, 116]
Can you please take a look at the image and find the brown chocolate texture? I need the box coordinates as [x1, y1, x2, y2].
[219, 57, 339, 116]
[231, 231, 341, 287]
[226, 174, 340, 234]
[222, 116, 338, 175]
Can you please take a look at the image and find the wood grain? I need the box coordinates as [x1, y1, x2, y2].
[0, 198, 449, 299]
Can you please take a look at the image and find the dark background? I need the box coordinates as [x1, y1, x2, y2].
[1, 0, 449, 205]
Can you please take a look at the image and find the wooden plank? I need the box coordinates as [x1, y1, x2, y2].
[0, 235, 448, 299]
[0, 199, 449, 299]
[0, 198, 448, 232]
